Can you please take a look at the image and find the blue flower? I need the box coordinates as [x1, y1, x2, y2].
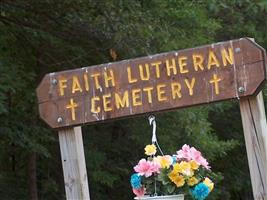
[130, 173, 142, 189]
[172, 155, 177, 164]
[191, 182, 210, 200]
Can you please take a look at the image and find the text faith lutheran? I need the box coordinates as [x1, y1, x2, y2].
[57, 47, 233, 121]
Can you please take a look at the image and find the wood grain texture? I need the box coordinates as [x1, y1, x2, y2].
[58, 127, 90, 200]
[240, 92, 267, 200]
[37, 38, 267, 128]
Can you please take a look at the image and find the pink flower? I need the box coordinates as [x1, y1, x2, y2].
[176, 144, 191, 160]
[199, 157, 210, 170]
[133, 187, 145, 197]
[190, 147, 210, 169]
[176, 144, 211, 170]
[134, 159, 160, 177]
[189, 147, 202, 162]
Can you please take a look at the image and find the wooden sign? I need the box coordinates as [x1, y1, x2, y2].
[37, 38, 267, 128]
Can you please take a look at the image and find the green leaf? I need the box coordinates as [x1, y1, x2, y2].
[167, 185, 176, 194]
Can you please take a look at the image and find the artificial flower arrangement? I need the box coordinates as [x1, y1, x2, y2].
[130, 144, 214, 200]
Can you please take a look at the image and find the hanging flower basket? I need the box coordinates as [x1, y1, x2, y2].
[134, 194, 184, 200]
[130, 116, 215, 200]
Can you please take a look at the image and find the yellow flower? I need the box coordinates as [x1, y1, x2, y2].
[154, 155, 172, 169]
[187, 176, 199, 186]
[168, 171, 185, 187]
[189, 160, 200, 170]
[203, 177, 214, 191]
[178, 161, 194, 177]
[173, 163, 182, 173]
[144, 144, 157, 156]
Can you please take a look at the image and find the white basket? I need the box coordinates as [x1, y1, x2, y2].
[134, 194, 184, 200]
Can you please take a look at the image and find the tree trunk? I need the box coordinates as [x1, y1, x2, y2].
[28, 152, 38, 200]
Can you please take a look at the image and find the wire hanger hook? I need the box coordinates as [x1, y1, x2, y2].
[148, 115, 157, 143]
[148, 115, 164, 156]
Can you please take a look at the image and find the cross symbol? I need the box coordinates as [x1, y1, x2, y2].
[66, 98, 78, 121]
[209, 74, 221, 95]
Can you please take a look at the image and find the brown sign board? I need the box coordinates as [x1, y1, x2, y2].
[37, 38, 267, 129]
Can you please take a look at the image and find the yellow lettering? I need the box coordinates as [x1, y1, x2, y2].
[115, 91, 129, 109]
[193, 54, 204, 71]
[91, 96, 100, 113]
[66, 98, 78, 121]
[72, 76, 83, 94]
[157, 84, 167, 102]
[178, 56, 189, 74]
[59, 78, 67, 96]
[91, 73, 101, 89]
[84, 73, 89, 92]
[184, 78, 196, 96]
[132, 89, 142, 106]
[103, 93, 112, 112]
[127, 67, 137, 83]
[221, 47, 234, 66]
[208, 51, 220, 69]
[139, 64, 150, 81]
[171, 82, 182, 99]
[166, 58, 177, 76]
[209, 74, 221, 95]
[104, 69, 115, 88]
[151, 61, 161, 78]
[143, 87, 153, 104]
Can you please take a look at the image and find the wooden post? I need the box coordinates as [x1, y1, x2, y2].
[58, 126, 90, 200]
[240, 92, 267, 200]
